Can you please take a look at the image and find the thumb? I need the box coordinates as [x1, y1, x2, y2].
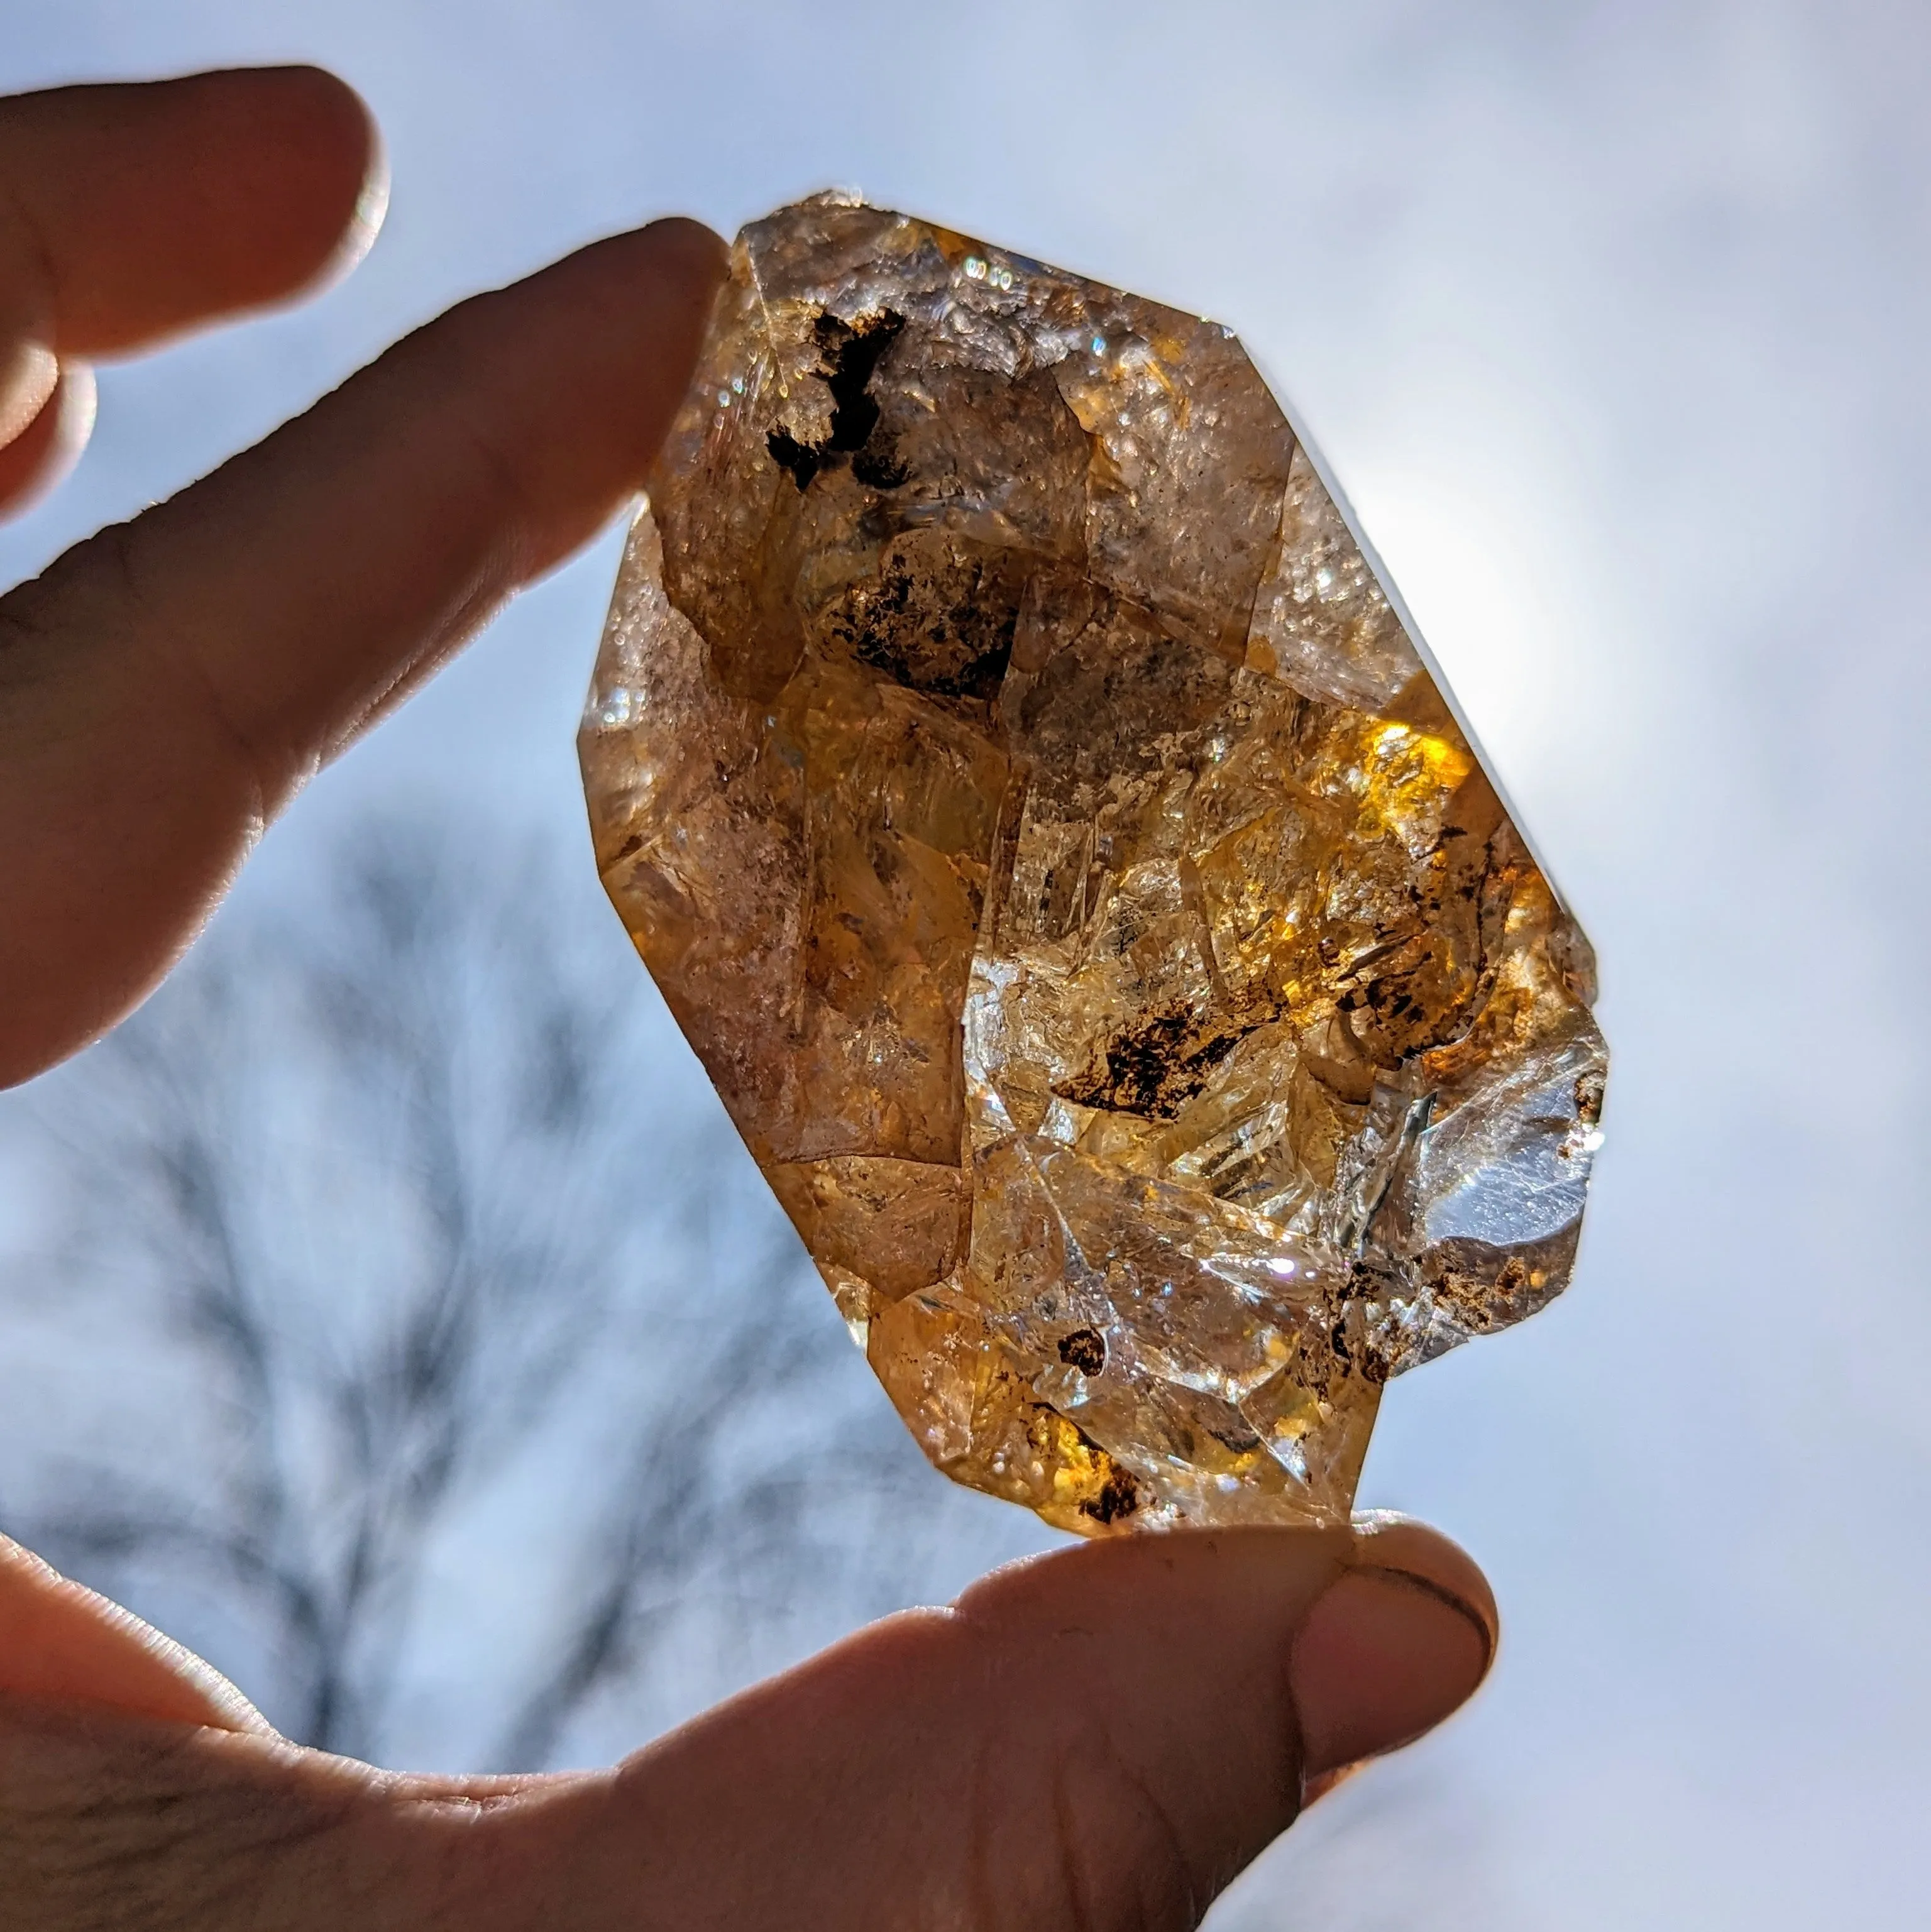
[488, 1517, 1495, 1931]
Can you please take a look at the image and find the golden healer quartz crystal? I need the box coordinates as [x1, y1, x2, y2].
[580, 195, 1607, 1534]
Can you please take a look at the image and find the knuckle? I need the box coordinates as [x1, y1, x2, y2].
[1, 514, 278, 816]
[0, 1706, 434, 1932]
[980, 1729, 1204, 1932]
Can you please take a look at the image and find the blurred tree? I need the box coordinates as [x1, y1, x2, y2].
[0, 816, 914, 1767]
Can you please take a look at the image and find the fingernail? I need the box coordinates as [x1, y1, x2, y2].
[1290, 1520, 1497, 1782]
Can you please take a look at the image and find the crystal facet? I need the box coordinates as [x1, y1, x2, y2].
[581, 195, 1608, 1533]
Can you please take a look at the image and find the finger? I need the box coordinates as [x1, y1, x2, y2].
[0, 337, 57, 446]
[0, 360, 94, 517]
[0, 67, 383, 359]
[0, 216, 725, 1087]
[476, 1519, 1496, 1932]
[0, 1520, 1493, 1931]
[0, 1534, 269, 1736]
[0, 1694, 426, 1931]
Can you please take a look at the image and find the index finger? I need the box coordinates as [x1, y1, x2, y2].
[0, 217, 725, 1087]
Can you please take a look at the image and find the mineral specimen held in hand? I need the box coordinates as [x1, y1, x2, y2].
[581, 195, 1607, 1533]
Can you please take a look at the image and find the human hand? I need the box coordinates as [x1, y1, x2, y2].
[0, 69, 1497, 1930]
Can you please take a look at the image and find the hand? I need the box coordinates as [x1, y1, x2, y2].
[0, 69, 1497, 1931]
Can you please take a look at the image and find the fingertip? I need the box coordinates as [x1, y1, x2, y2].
[344, 133, 393, 275]
[1348, 1512, 1499, 1660]
[254, 63, 379, 169]
[569, 215, 727, 351]
[0, 1532, 272, 1735]
[1288, 1517, 1497, 1783]
[400, 214, 728, 578]
[0, 65, 393, 354]
[211, 65, 389, 303]
[0, 336, 58, 446]
[639, 216, 730, 368]
[0, 359, 94, 519]
[53, 359, 96, 475]
[638, 214, 730, 285]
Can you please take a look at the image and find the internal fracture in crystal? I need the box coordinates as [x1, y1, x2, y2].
[581, 195, 1608, 1534]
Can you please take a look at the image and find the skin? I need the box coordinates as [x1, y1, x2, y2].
[0, 69, 1499, 1930]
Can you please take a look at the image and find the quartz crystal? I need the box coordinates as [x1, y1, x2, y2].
[580, 195, 1607, 1534]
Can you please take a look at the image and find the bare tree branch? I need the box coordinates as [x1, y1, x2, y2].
[4, 811, 925, 1765]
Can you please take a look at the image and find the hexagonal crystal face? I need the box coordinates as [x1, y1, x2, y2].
[581, 195, 1607, 1534]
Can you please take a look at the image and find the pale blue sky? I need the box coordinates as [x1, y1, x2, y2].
[6, 4, 1931, 1925]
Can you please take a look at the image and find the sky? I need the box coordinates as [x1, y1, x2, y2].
[6, 2, 1931, 1925]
